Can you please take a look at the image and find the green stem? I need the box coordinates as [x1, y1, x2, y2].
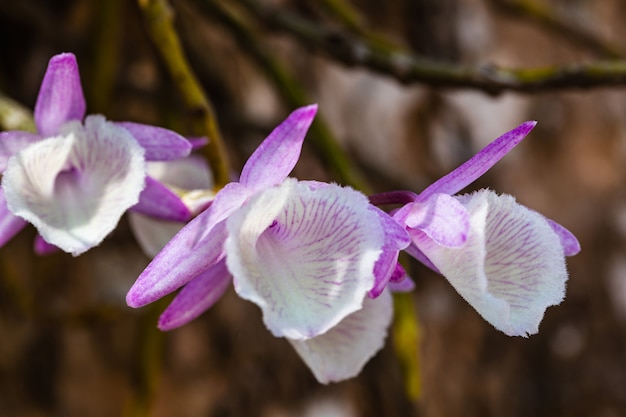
[137, 0, 231, 187]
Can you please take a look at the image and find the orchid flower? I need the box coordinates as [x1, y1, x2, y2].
[0, 53, 193, 255]
[127, 105, 411, 383]
[371, 122, 581, 337]
[128, 155, 215, 258]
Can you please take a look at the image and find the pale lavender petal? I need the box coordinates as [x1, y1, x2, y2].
[126, 182, 249, 307]
[116, 122, 192, 161]
[33, 235, 60, 255]
[3, 115, 145, 256]
[388, 270, 416, 293]
[34, 53, 86, 136]
[0, 190, 27, 248]
[0, 131, 42, 172]
[188, 136, 208, 150]
[420, 122, 536, 199]
[131, 176, 191, 222]
[158, 259, 232, 330]
[289, 289, 393, 384]
[404, 193, 469, 247]
[239, 105, 317, 191]
[146, 156, 213, 191]
[413, 190, 568, 337]
[369, 207, 410, 298]
[226, 178, 385, 340]
[404, 240, 440, 273]
[128, 212, 185, 258]
[546, 219, 581, 256]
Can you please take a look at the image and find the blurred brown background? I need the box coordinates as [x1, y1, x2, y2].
[1, 0, 626, 416]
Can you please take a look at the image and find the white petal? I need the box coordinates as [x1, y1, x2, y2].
[128, 212, 184, 258]
[2, 115, 145, 255]
[289, 289, 393, 384]
[226, 178, 385, 339]
[413, 189, 568, 336]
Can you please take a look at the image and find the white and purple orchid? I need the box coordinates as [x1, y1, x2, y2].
[127, 105, 412, 383]
[0, 52, 194, 255]
[370, 122, 581, 337]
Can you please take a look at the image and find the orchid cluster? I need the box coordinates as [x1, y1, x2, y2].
[0, 53, 580, 384]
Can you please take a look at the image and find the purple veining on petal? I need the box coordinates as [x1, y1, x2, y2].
[404, 239, 440, 274]
[546, 218, 581, 256]
[131, 176, 191, 222]
[419, 121, 537, 199]
[158, 259, 232, 330]
[239, 105, 317, 191]
[34, 53, 86, 136]
[115, 122, 192, 161]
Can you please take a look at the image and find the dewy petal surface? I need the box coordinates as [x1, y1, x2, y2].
[226, 178, 385, 340]
[420, 121, 536, 198]
[158, 259, 232, 331]
[413, 189, 568, 336]
[2, 115, 145, 255]
[115, 122, 192, 161]
[289, 289, 393, 384]
[34, 53, 86, 136]
[239, 105, 317, 191]
[0, 131, 42, 172]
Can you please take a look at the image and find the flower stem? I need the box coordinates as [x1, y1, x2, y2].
[137, 0, 231, 188]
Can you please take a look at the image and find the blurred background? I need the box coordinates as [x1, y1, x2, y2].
[1, 0, 626, 416]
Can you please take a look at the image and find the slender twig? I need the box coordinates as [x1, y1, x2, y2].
[137, 0, 231, 187]
[489, 0, 623, 60]
[239, 0, 626, 95]
[194, 0, 369, 191]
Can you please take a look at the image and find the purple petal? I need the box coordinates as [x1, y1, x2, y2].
[0, 131, 42, 172]
[387, 266, 416, 293]
[0, 189, 27, 248]
[288, 289, 393, 384]
[369, 207, 410, 298]
[404, 193, 469, 247]
[126, 182, 249, 308]
[420, 121, 536, 198]
[158, 259, 232, 330]
[115, 122, 192, 161]
[403, 240, 440, 273]
[227, 178, 385, 339]
[239, 105, 317, 191]
[414, 190, 568, 337]
[131, 176, 191, 222]
[34, 53, 86, 136]
[33, 235, 60, 255]
[546, 219, 581, 256]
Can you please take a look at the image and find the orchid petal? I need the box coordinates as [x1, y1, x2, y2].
[0, 131, 41, 172]
[146, 156, 213, 191]
[34, 53, 86, 136]
[413, 190, 568, 337]
[403, 242, 439, 273]
[158, 259, 232, 330]
[369, 207, 410, 298]
[388, 267, 416, 293]
[0, 189, 27, 248]
[128, 213, 185, 258]
[131, 176, 191, 222]
[546, 218, 581, 256]
[405, 193, 469, 247]
[126, 182, 249, 307]
[420, 121, 536, 198]
[2, 115, 145, 256]
[33, 235, 60, 255]
[226, 178, 385, 339]
[239, 105, 317, 191]
[115, 122, 192, 161]
[289, 289, 393, 384]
